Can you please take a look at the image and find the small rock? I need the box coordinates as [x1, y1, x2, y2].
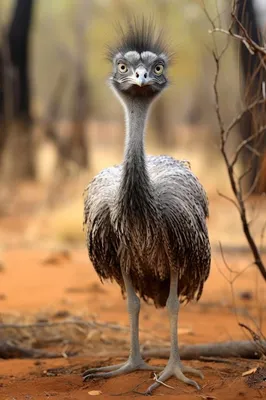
[0, 293, 7, 301]
[88, 390, 102, 396]
[36, 317, 49, 323]
[87, 282, 106, 293]
[53, 310, 71, 319]
[0, 262, 6, 273]
[58, 249, 71, 260]
[86, 329, 102, 342]
[239, 291, 253, 301]
[245, 366, 266, 389]
[41, 249, 71, 266]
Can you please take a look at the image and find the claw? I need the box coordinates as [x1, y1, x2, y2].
[82, 359, 163, 382]
[181, 365, 204, 380]
[82, 362, 124, 378]
[144, 362, 203, 395]
[83, 368, 128, 381]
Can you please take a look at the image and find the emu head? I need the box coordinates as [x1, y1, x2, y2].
[107, 19, 170, 100]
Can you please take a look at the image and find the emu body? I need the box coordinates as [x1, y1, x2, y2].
[84, 155, 210, 307]
[83, 20, 211, 394]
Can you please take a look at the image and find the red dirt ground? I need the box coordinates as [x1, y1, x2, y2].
[0, 247, 265, 399]
[0, 184, 265, 399]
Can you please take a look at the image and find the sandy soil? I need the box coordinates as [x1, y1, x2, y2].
[0, 179, 265, 399]
[0, 245, 265, 399]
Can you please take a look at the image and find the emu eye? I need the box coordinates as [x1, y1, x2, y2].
[154, 64, 164, 75]
[118, 63, 128, 73]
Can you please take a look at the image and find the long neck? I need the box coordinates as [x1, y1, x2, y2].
[119, 97, 152, 202]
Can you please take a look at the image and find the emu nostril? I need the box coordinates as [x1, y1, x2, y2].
[144, 73, 147, 78]
[136, 72, 139, 78]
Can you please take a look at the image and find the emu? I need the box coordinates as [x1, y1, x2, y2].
[83, 19, 211, 394]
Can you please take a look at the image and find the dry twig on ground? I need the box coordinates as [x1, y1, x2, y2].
[0, 318, 265, 360]
[0, 341, 59, 359]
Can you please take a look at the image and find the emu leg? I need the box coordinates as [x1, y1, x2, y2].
[144, 271, 203, 395]
[83, 270, 162, 381]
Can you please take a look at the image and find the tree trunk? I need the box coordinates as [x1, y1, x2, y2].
[236, 0, 266, 194]
[68, 63, 89, 169]
[1, 120, 34, 180]
[54, 0, 90, 177]
[0, 0, 34, 181]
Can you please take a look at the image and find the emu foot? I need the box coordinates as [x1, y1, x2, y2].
[144, 361, 203, 395]
[82, 358, 163, 381]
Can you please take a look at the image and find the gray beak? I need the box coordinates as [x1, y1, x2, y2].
[133, 66, 149, 87]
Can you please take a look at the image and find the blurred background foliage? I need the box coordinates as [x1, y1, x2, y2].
[1, 0, 265, 245]
[0, 0, 238, 123]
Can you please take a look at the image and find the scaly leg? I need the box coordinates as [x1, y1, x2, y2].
[144, 270, 203, 395]
[83, 270, 162, 381]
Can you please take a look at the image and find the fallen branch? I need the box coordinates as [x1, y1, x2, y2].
[0, 319, 166, 342]
[0, 341, 59, 359]
[198, 356, 240, 364]
[1, 339, 265, 360]
[0, 319, 130, 332]
[142, 340, 266, 360]
[239, 323, 266, 355]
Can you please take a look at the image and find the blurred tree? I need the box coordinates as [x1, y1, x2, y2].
[51, 0, 90, 176]
[67, 0, 90, 169]
[0, 42, 7, 157]
[151, 0, 175, 147]
[35, 0, 91, 183]
[0, 0, 34, 180]
[236, 0, 266, 193]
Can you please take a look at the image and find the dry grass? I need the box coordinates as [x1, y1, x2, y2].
[44, 144, 232, 244]
[47, 192, 266, 249]
[0, 309, 171, 357]
[31, 123, 265, 249]
[48, 199, 85, 243]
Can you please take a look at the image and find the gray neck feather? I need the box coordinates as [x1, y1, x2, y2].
[118, 96, 153, 205]
[124, 98, 149, 168]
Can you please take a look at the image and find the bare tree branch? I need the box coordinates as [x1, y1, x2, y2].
[206, 0, 266, 282]
[230, 124, 266, 168]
